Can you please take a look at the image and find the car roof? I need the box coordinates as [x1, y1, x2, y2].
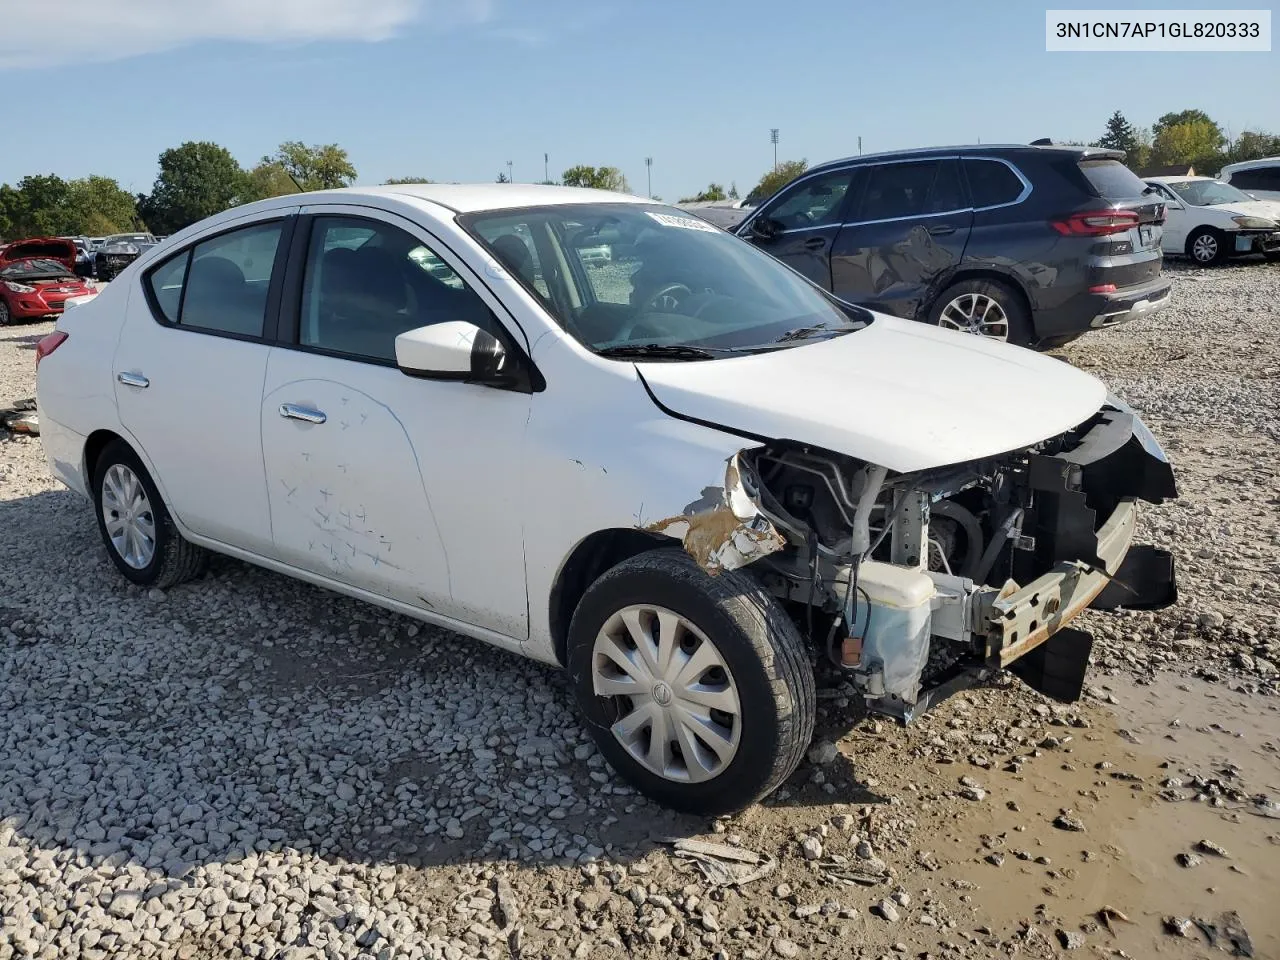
[1220, 156, 1280, 173]
[309, 182, 654, 214]
[806, 143, 1123, 175]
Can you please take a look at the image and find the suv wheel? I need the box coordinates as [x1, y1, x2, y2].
[92, 440, 208, 588]
[567, 549, 815, 815]
[929, 278, 1032, 347]
[1187, 227, 1226, 265]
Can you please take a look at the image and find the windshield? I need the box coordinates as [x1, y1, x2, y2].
[1166, 179, 1253, 206]
[460, 203, 868, 357]
[0, 258, 75, 279]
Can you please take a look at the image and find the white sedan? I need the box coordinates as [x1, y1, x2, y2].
[1145, 175, 1280, 264]
[35, 184, 1178, 813]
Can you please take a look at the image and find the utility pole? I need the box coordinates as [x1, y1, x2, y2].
[645, 157, 653, 198]
[506, 160, 514, 183]
[770, 129, 779, 170]
[858, 136, 862, 155]
[544, 153, 549, 183]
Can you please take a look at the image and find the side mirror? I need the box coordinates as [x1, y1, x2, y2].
[395, 321, 507, 383]
[749, 217, 782, 241]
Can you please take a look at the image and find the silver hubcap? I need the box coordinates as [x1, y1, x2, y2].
[1192, 234, 1218, 262]
[591, 604, 741, 783]
[101, 463, 156, 569]
[938, 293, 1010, 341]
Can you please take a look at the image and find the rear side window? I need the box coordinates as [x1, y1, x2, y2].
[146, 221, 284, 337]
[858, 162, 940, 220]
[964, 159, 1025, 207]
[1078, 159, 1148, 199]
[1229, 167, 1280, 190]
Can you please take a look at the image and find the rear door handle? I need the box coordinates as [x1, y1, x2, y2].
[117, 372, 149, 388]
[279, 403, 326, 424]
[927, 224, 957, 236]
[803, 236, 828, 250]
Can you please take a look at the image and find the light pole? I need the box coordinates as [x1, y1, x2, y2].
[544, 153, 549, 183]
[506, 160, 513, 183]
[770, 128, 779, 170]
[645, 157, 653, 198]
[858, 136, 862, 156]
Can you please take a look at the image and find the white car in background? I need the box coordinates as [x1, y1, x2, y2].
[1144, 175, 1280, 264]
[35, 183, 1177, 813]
[1219, 156, 1280, 203]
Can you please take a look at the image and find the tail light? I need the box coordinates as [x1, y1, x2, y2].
[35, 331, 68, 369]
[1050, 210, 1140, 237]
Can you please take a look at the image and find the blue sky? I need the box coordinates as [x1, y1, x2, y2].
[3, 0, 1277, 199]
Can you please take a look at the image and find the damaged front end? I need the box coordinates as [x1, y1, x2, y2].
[655, 399, 1178, 722]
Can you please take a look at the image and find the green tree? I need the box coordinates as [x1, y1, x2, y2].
[1224, 130, 1280, 165]
[263, 141, 356, 191]
[728, 181, 740, 200]
[137, 141, 246, 235]
[0, 175, 73, 236]
[746, 159, 807, 204]
[560, 165, 630, 192]
[65, 176, 140, 234]
[1153, 109, 1223, 141]
[241, 162, 301, 202]
[383, 176, 433, 184]
[1096, 110, 1139, 159]
[496, 171, 510, 183]
[1151, 121, 1226, 172]
[679, 183, 728, 203]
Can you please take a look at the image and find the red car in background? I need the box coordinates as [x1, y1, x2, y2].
[0, 236, 79, 273]
[0, 258, 96, 325]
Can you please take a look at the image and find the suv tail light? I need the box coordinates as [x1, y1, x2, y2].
[35, 331, 68, 369]
[1050, 210, 1141, 236]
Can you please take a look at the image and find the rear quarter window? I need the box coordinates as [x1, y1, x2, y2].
[1078, 159, 1148, 199]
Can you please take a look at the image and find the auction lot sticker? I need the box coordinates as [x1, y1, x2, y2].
[1046, 9, 1271, 51]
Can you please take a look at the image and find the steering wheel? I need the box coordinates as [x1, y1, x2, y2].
[642, 282, 694, 314]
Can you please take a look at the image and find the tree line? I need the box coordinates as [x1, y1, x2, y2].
[1092, 108, 1278, 173]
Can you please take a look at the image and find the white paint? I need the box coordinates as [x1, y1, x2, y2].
[637, 312, 1108, 473]
[36, 183, 1113, 672]
[1145, 175, 1280, 255]
[395, 321, 482, 375]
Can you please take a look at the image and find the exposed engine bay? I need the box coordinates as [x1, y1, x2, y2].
[674, 399, 1179, 721]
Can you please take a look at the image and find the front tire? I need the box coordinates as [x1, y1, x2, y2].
[928, 278, 1033, 347]
[1187, 227, 1227, 265]
[92, 440, 208, 588]
[0, 299, 12, 325]
[567, 549, 815, 815]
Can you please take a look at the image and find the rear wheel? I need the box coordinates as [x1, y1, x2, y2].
[567, 549, 815, 815]
[92, 440, 208, 588]
[0, 300, 11, 325]
[928, 278, 1032, 347]
[1187, 227, 1227, 266]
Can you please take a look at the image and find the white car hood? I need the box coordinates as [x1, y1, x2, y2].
[1206, 199, 1280, 221]
[638, 313, 1108, 473]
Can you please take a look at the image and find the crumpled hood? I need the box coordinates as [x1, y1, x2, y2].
[1215, 199, 1280, 221]
[637, 313, 1108, 473]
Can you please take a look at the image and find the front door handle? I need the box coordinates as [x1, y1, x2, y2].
[279, 404, 327, 424]
[927, 224, 957, 236]
[803, 236, 828, 250]
[117, 372, 149, 388]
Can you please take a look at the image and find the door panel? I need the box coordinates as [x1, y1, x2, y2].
[829, 159, 973, 317]
[745, 169, 857, 289]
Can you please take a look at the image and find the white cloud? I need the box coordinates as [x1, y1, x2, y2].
[0, 0, 494, 69]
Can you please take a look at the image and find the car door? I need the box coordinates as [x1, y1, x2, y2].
[1147, 183, 1188, 251]
[738, 168, 858, 288]
[113, 212, 295, 554]
[828, 158, 973, 317]
[259, 206, 533, 637]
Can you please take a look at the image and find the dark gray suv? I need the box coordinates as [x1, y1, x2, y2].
[735, 145, 1171, 348]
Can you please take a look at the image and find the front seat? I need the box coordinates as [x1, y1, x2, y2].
[490, 235, 537, 288]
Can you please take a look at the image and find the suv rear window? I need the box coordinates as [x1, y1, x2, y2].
[1229, 166, 1280, 190]
[1078, 159, 1148, 199]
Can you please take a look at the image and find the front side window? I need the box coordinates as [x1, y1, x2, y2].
[964, 159, 1025, 207]
[1229, 167, 1280, 190]
[463, 203, 868, 357]
[298, 216, 498, 363]
[763, 171, 854, 229]
[144, 220, 283, 336]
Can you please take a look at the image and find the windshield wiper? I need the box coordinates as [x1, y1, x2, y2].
[595, 343, 729, 361]
[773, 323, 833, 343]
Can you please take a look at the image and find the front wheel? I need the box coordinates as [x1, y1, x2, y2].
[0, 299, 12, 326]
[927, 278, 1032, 347]
[1187, 227, 1227, 266]
[567, 549, 815, 815]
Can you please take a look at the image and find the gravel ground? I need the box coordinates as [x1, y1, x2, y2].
[2, 260, 1278, 960]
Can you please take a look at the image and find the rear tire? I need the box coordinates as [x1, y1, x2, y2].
[927, 278, 1033, 347]
[567, 549, 815, 815]
[0, 300, 12, 325]
[1187, 227, 1227, 266]
[91, 440, 208, 588]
